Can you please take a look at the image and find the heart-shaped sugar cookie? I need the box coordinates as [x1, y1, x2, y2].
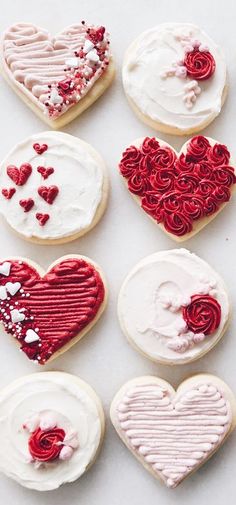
[110, 375, 236, 488]
[0, 255, 107, 364]
[1, 22, 115, 128]
[119, 136, 236, 241]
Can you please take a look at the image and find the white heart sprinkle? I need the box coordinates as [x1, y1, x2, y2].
[0, 262, 11, 277]
[0, 286, 7, 300]
[10, 309, 25, 324]
[6, 281, 21, 296]
[25, 329, 40, 343]
[65, 57, 80, 68]
[86, 49, 99, 63]
[83, 39, 94, 53]
[50, 88, 63, 105]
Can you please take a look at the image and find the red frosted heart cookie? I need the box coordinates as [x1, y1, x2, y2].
[0, 256, 107, 364]
[1, 22, 115, 128]
[119, 136, 236, 241]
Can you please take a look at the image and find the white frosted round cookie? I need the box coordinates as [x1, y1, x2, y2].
[0, 131, 108, 244]
[0, 372, 104, 491]
[123, 23, 227, 135]
[1, 22, 115, 129]
[110, 374, 236, 488]
[118, 249, 230, 364]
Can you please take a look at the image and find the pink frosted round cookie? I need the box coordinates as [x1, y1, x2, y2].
[0, 372, 104, 490]
[110, 374, 236, 488]
[118, 249, 230, 364]
[1, 22, 115, 128]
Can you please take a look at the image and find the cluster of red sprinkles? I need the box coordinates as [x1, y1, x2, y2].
[119, 136, 236, 236]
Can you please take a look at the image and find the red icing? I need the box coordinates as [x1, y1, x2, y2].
[7, 163, 32, 186]
[38, 185, 59, 204]
[19, 198, 34, 212]
[33, 143, 48, 155]
[28, 427, 65, 462]
[2, 188, 16, 199]
[182, 294, 221, 335]
[36, 213, 50, 226]
[37, 166, 54, 179]
[184, 49, 216, 80]
[119, 136, 236, 236]
[0, 258, 105, 364]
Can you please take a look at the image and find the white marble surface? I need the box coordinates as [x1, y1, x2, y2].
[0, 0, 236, 502]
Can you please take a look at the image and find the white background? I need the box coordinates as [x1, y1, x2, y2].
[0, 0, 236, 503]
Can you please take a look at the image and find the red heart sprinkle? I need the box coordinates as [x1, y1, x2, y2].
[37, 166, 54, 179]
[38, 185, 59, 204]
[1, 188, 16, 199]
[33, 143, 48, 155]
[19, 198, 34, 213]
[36, 213, 50, 226]
[7, 163, 32, 186]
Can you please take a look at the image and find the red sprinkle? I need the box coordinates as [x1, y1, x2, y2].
[36, 213, 50, 226]
[38, 185, 59, 204]
[33, 143, 48, 155]
[19, 198, 34, 213]
[2, 188, 16, 199]
[7, 163, 32, 186]
[37, 166, 54, 180]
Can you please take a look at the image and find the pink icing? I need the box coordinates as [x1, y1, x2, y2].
[117, 381, 231, 488]
[2, 23, 110, 119]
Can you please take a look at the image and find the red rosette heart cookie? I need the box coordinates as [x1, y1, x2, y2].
[119, 135, 236, 241]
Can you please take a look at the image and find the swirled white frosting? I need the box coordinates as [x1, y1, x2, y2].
[0, 372, 103, 490]
[0, 131, 105, 239]
[118, 249, 229, 364]
[123, 23, 227, 131]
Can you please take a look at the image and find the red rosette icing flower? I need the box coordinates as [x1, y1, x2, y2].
[184, 49, 216, 80]
[118, 136, 236, 237]
[208, 144, 230, 166]
[186, 136, 210, 160]
[182, 294, 221, 335]
[28, 427, 65, 462]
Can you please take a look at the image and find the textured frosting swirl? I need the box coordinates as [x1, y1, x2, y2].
[119, 135, 235, 237]
[182, 294, 221, 335]
[0, 373, 103, 491]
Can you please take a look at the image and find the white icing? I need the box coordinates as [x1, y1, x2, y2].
[10, 309, 25, 323]
[123, 23, 226, 131]
[6, 281, 21, 296]
[0, 131, 105, 239]
[0, 286, 7, 300]
[118, 249, 229, 363]
[24, 329, 40, 343]
[0, 373, 102, 490]
[0, 262, 11, 276]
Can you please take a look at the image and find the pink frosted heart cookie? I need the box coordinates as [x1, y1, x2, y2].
[110, 374, 236, 488]
[1, 22, 115, 128]
[118, 249, 230, 364]
[0, 372, 105, 490]
[119, 135, 236, 241]
[0, 131, 108, 244]
[123, 23, 227, 135]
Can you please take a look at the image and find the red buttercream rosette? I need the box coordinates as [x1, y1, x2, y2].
[182, 294, 221, 335]
[28, 427, 65, 462]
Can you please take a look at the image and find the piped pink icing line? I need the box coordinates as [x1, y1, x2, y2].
[117, 382, 231, 488]
[2, 23, 110, 118]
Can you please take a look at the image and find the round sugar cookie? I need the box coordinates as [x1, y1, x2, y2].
[122, 23, 227, 135]
[0, 372, 105, 490]
[118, 249, 230, 364]
[0, 131, 108, 244]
